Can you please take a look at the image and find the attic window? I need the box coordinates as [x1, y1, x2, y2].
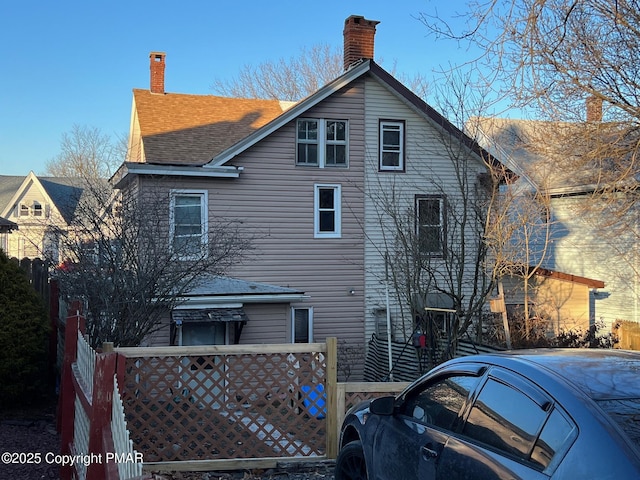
[32, 201, 43, 217]
[296, 119, 348, 168]
[19, 204, 29, 217]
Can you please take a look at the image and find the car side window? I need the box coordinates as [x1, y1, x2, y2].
[462, 378, 548, 462]
[403, 375, 479, 431]
[530, 407, 577, 469]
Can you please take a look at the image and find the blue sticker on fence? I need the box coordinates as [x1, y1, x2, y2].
[301, 384, 326, 419]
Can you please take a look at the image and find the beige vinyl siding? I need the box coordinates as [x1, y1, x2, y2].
[363, 77, 487, 342]
[223, 81, 366, 350]
[137, 80, 367, 374]
[240, 304, 289, 344]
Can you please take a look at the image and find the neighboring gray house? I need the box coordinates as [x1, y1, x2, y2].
[113, 15, 493, 376]
[472, 113, 639, 329]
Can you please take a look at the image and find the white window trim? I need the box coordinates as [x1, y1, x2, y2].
[297, 118, 348, 168]
[379, 120, 405, 171]
[19, 203, 30, 217]
[169, 189, 208, 260]
[314, 184, 342, 238]
[291, 306, 314, 343]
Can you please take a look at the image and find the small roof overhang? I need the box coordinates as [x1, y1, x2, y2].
[174, 275, 308, 309]
[0, 216, 18, 233]
[111, 161, 243, 188]
[172, 307, 249, 324]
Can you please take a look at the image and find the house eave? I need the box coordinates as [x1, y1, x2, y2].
[112, 162, 242, 188]
[176, 293, 309, 308]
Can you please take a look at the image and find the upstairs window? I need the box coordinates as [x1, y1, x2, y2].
[416, 195, 445, 256]
[170, 190, 207, 259]
[32, 201, 43, 217]
[379, 120, 405, 171]
[19, 204, 30, 217]
[314, 184, 341, 238]
[297, 119, 348, 167]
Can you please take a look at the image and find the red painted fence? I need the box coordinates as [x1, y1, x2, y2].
[57, 302, 145, 480]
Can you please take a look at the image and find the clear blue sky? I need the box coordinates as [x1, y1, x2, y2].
[0, 0, 475, 176]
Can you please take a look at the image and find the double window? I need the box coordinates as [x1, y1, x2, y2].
[379, 120, 405, 171]
[18, 201, 46, 217]
[170, 190, 207, 259]
[297, 119, 348, 167]
[314, 184, 341, 238]
[416, 195, 445, 256]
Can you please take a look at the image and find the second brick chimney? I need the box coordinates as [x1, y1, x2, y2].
[150, 52, 166, 94]
[343, 15, 380, 71]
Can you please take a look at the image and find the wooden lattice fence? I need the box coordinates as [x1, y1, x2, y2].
[116, 343, 337, 470]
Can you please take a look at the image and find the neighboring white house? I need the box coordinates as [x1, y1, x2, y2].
[472, 115, 639, 328]
[0, 172, 86, 262]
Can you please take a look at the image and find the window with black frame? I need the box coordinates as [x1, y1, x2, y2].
[416, 195, 445, 256]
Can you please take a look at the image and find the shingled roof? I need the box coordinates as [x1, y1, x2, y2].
[132, 89, 291, 166]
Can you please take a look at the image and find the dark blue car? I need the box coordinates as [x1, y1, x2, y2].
[336, 349, 640, 479]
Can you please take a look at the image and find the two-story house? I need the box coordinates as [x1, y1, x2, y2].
[0, 171, 86, 262]
[472, 110, 636, 332]
[113, 15, 494, 377]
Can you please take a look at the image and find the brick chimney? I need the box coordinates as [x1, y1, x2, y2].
[586, 95, 603, 122]
[343, 15, 380, 71]
[149, 52, 166, 94]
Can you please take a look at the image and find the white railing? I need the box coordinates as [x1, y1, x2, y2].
[112, 376, 143, 479]
[72, 395, 90, 480]
[76, 333, 96, 397]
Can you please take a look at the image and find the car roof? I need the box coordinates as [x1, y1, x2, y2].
[454, 349, 640, 401]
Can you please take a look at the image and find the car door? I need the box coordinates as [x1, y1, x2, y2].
[435, 369, 564, 480]
[371, 372, 483, 480]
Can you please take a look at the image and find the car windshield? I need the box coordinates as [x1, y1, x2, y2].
[596, 398, 640, 449]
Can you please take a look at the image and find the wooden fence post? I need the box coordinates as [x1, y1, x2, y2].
[325, 337, 338, 459]
[58, 302, 85, 480]
[86, 352, 117, 480]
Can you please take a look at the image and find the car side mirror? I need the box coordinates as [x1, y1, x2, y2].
[370, 395, 395, 415]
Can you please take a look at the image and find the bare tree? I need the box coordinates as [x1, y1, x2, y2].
[364, 75, 503, 371]
[419, 0, 640, 190]
[212, 44, 344, 101]
[45, 125, 125, 179]
[53, 180, 251, 348]
[421, 1, 640, 325]
[212, 43, 431, 101]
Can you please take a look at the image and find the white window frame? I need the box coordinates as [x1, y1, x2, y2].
[297, 118, 348, 168]
[314, 184, 341, 238]
[19, 203, 29, 217]
[291, 307, 314, 343]
[32, 201, 43, 217]
[169, 189, 208, 260]
[379, 120, 405, 171]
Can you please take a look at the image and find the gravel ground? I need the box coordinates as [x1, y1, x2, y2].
[0, 398, 335, 480]
[148, 460, 335, 480]
[0, 399, 61, 480]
